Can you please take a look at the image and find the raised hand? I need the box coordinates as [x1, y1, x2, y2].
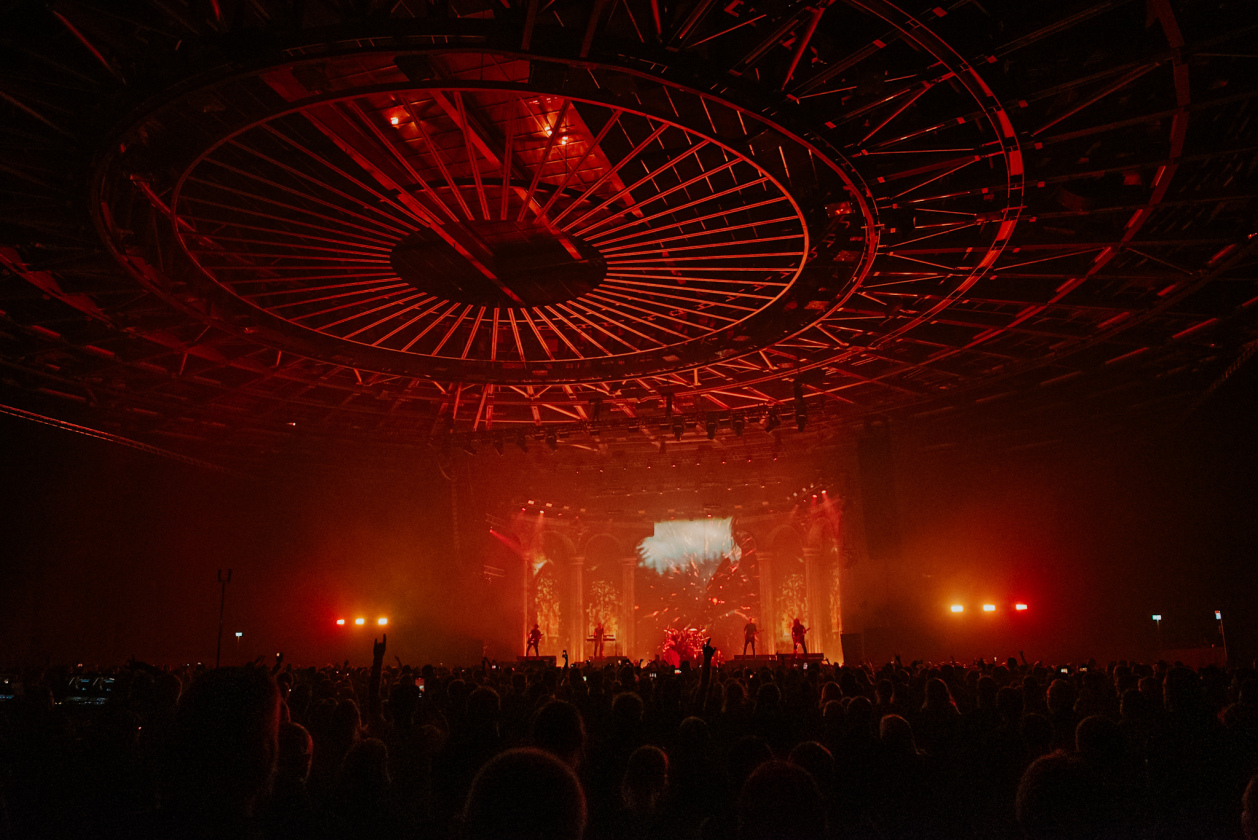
[702, 637, 716, 663]
[373, 634, 387, 661]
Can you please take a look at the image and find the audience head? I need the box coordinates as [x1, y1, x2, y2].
[737, 760, 825, 840]
[276, 721, 313, 780]
[788, 741, 835, 792]
[923, 678, 956, 712]
[1016, 751, 1113, 840]
[463, 748, 585, 840]
[621, 745, 669, 815]
[879, 714, 918, 755]
[167, 667, 281, 820]
[1243, 774, 1258, 840]
[530, 699, 585, 769]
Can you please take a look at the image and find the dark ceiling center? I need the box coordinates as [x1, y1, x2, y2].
[390, 221, 606, 308]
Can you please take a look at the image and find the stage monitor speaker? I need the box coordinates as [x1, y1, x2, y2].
[840, 633, 864, 665]
[857, 420, 902, 562]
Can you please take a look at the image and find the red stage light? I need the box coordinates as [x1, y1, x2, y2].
[354, 617, 365, 625]
[1015, 603, 1028, 611]
[950, 604, 964, 613]
[336, 619, 345, 625]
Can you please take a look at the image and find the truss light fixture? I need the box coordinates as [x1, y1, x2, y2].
[764, 409, 781, 433]
[732, 414, 745, 438]
[355, 618, 365, 626]
[983, 604, 996, 612]
[951, 604, 964, 613]
[377, 617, 388, 626]
[492, 434, 504, 455]
[1015, 603, 1029, 611]
[794, 382, 807, 431]
[336, 619, 345, 626]
[672, 418, 685, 441]
[705, 415, 718, 440]
[516, 431, 528, 453]
[545, 430, 558, 451]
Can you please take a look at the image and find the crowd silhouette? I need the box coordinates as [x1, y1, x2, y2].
[2, 637, 1257, 839]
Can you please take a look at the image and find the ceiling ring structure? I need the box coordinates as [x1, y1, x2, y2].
[92, 9, 1021, 393]
[0, 0, 1251, 464]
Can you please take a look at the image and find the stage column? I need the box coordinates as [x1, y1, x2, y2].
[523, 553, 532, 657]
[758, 550, 777, 654]
[803, 546, 825, 656]
[570, 555, 585, 661]
[621, 556, 636, 659]
[833, 506, 844, 661]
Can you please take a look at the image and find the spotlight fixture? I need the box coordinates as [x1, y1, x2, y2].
[950, 604, 964, 613]
[982, 604, 996, 612]
[355, 618, 366, 625]
[705, 415, 717, 440]
[764, 409, 781, 433]
[1015, 603, 1029, 611]
[377, 617, 388, 626]
[732, 414, 745, 438]
[516, 431, 528, 453]
[794, 381, 807, 431]
[492, 434, 504, 455]
[336, 619, 345, 626]
[672, 418, 685, 441]
[545, 430, 558, 451]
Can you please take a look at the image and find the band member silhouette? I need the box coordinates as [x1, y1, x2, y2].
[743, 619, 759, 655]
[791, 618, 808, 655]
[592, 621, 605, 658]
[526, 622, 542, 656]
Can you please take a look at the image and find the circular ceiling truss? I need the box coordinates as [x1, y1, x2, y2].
[0, 0, 1255, 462]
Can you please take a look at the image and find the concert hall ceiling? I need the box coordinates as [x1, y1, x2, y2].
[0, 0, 1254, 466]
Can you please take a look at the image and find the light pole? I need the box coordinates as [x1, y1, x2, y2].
[1216, 610, 1228, 666]
[215, 568, 232, 668]
[1152, 614, 1162, 659]
[235, 631, 243, 661]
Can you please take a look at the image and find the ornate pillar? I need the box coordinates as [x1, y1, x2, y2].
[570, 555, 585, 661]
[833, 507, 844, 657]
[803, 545, 825, 656]
[523, 553, 532, 656]
[758, 550, 776, 655]
[621, 557, 637, 659]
